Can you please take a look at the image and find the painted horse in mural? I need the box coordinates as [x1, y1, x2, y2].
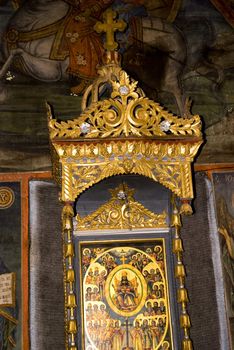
[0, 0, 186, 114]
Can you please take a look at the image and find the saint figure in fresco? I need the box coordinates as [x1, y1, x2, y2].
[130, 320, 143, 350]
[102, 320, 114, 350]
[86, 269, 94, 284]
[61, 0, 114, 93]
[151, 320, 160, 349]
[93, 267, 100, 285]
[157, 318, 165, 341]
[130, 255, 139, 270]
[112, 321, 124, 350]
[91, 287, 101, 301]
[159, 284, 164, 298]
[85, 287, 92, 301]
[148, 284, 160, 299]
[98, 270, 106, 299]
[217, 195, 234, 315]
[92, 320, 101, 348]
[113, 271, 138, 311]
[97, 304, 110, 320]
[141, 319, 153, 350]
[153, 301, 159, 315]
[159, 301, 166, 314]
[144, 301, 154, 316]
[146, 269, 156, 295]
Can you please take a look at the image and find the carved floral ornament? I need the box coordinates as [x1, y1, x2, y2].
[52, 140, 201, 202]
[48, 33, 203, 204]
[48, 67, 202, 140]
[74, 183, 167, 231]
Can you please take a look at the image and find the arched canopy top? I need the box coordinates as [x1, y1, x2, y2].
[47, 13, 203, 203]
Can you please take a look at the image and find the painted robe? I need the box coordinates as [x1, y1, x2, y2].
[64, 0, 113, 80]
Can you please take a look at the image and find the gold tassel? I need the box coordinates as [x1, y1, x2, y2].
[173, 238, 183, 253]
[67, 294, 77, 308]
[175, 264, 185, 278]
[68, 320, 77, 334]
[62, 204, 74, 230]
[66, 243, 74, 257]
[171, 212, 181, 227]
[180, 202, 193, 216]
[182, 339, 193, 350]
[67, 269, 75, 282]
[177, 288, 189, 303]
[63, 217, 72, 230]
[180, 314, 191, 328]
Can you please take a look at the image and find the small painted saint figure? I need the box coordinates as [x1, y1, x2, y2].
[141, 319, 153, 350]
[130, 320, 144, 350]
[112, 321, 124, 350]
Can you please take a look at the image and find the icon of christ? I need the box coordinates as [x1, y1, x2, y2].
[112, 270, 139, 311]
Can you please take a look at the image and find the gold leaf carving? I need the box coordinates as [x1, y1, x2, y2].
[75, 184, 167, 230]
[48, 39, 203, 203]
[53, 140, 202, 201]
[48, 66, 202, 140]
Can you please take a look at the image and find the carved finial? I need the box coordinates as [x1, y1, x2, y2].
[94, 8, 127, 51]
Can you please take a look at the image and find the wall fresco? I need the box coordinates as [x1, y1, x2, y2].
[213, 171, 234, 349]
[0, 182, 21, 350]
[0, 0, 233, 171]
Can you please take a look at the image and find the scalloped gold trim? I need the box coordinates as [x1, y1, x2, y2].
[54, 140, 202, 201]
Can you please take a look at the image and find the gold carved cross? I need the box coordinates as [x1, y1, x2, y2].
[94, 8, 127, 51]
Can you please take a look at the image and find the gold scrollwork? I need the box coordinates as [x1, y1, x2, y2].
[48, 68, 202, 140]
[75, 183, 167, 230]
[48, 37, 203, 203]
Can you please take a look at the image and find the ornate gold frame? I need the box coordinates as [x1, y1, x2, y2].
[48, 9, 203, 350]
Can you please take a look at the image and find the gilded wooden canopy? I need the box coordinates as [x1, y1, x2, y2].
[47, 56, 202, 202]
[47, 9, 204, 350]
[47, 10, 203, 204]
